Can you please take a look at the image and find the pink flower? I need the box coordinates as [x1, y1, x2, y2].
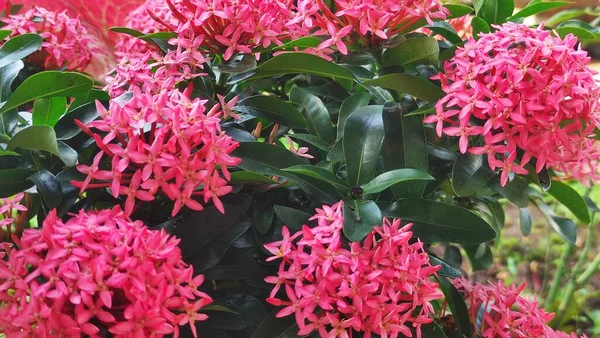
[0, 207, 212, 337]
[285, 136, 314, 159]
[429, 23, 600, 186]
[264, 201, 442, 338]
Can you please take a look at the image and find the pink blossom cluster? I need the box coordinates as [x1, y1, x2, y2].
[265, 201, 442, 338]
[454, 278, 586, 338]
[0, 193, 27, 230]
[1, 6, 97, 71]
[426, 23, 600, 186]
[0, 207, 211, 337]
[74, 83, 240, 217]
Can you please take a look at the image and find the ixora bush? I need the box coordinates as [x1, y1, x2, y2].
[0, 0, 600, 337]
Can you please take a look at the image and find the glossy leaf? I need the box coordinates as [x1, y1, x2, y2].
[438, 277, 473, 338]
[250, 310, 296, 338]
[337, 91, 371, 139]
[274, 205, 313, 231]
[343, 105, 384, 186]
[426, 22, 463, 44]
[0, 60, 23, 101]
[481, 0, 515, 25]
[508, 1, 570, 21]
[218, 54, 257, 74]
[55, 101, 103, 140]
[343, 200, 383, 242]
[0, 33, 42, 69]
[255, 36, 322, 52]
[236, 95, 307, 128]
[233, 142, 306, 177]
[520, 207, 532, 236]
[429, 255, 462, 278]
[383, 199, 497, 244]
[8, 125, 59, 156]
[382, 100, 429, 198]
[0, 168, 35, 198]
[28, 169, 62, 210]
[283, 165, 350, 192]
[290, 87, 336, 143]
[230, 171, 278, 184]
[537, 202, 577, 244]
[254, 203, 274, 234]
[381, 37, 439, 67]
[420, 322, 449, 338]
[464, 243, 493, 271]
[0, 71, 93, 114]
[363, 74, 445, 101]
[109, 26, 144, 37]
[32, 97, 67, 127]
[547, 8, 587, 26]
[284, 171, 344, 204]
[556, 20, 597, 41]
[452, 154, 494, 196]
[67, 89, 110, 112]
[361, 169, 433, 195]
[490, 177, 529, 208]
[445, 4, 475, 18]
[287, 133, 330, 151]
[547, 180, 590, 224]
[471, 17, 491, 37]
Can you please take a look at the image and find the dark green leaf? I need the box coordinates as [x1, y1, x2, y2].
[288, 133, 330, 151]
[218, 54, 257, 74]
[249, 53, 355, 89]
[254, 203, 274, 234]
[490, 177, 529, 207]
[250, 310, 296, 338]
[426, 22, 463, 44]
[284, 171, 344, 204]
[471, 17, 491, 37]
[537, 202, 577, 244]
[583, 196, 600, 213]
[233, 142, 306, 177]
[254, 36, 322, 52]
[327, 138, 344, 162]
[429, 255, 462, 278]
[381, 37, 439, 67]
[481, 0, 515, 24]
[274, 205, 313, 231]
[343, 199, 383, 241]
[283, 165, 350, 192]
[139, 32, 177, 41]
[556, 20, 597, 40]
[483, 197, 505, 230]
[438, 277, 473, 338]
[420, 322, 449, 338]
[109, 26, 144, 37]
[520, 207, 532, 236]
[8, 125, 59, 156]
[216, 294, 268, 327]
[445, 4, 475, 18]
[547, 180, 590, 224]
[509, 1, 570, 21]
[0, 60, 23, 101]
[452, 154, 494, 196]
[230, 171, 278, 184]
[0, 33, 42, 69]
[337, 91, 371, 139]
[382, 100, 429, 198]
[0, 168, 35, 198]
[57, 141, 78, 167]
[0, 71, 93, 114]
[382, 199, 497, 244]
[363, 74, 445, 101]
[55, 101, 102, 140]
[28, 169, 62, 210]
[32, 97, 67, 127]
[67, 89, 109, 112]
[464, 243, 493, 271]
[290, 87, 336, 143]
[361, 168, 433, 194]
[343, 105, 384, 186]
[236, 95, 307, 128]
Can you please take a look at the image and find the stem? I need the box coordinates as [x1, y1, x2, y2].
[544, 242, 574, 309]
[540, 223, 551, 295]
[577, 251, 600, 285]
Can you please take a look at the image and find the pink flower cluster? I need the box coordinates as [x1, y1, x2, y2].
[1, 6, 97, 71]
[115, 0, 173, 57]
[454, 278, 585, 338]
[0, 193, 27, 230]
[265, 201, 442, 338]
[74, 83, 240, 216]
[426, 23, 600, 186]
[0, 207, 212, 337]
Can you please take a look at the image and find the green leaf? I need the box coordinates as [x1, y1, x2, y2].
[289, 87, 336, 143]
[537, 202, 577, 244]
[233, 142, 306, 177]
[490, 177, 529, 208]
[520, 207, 532, 236]
[547, 180, 590, 224]
[68, 88, 110, 112]
[32, 97, 67, 127]
[584, 196, 600, 213]
[445, 4, 475, 18]
[429, 255, 462, 278]
[327, 138, 344, 162]
[363, 74, 445, 101]
[0, 30, 11, 40]
[218, 54, 257, 74]
[139, 32, 177, 41]
[361, 168, 433, 195]
[381, 37, 439, 67]
[0, 59, 23, 101]
[452, 154, 495, 196]
[274, 205, 313, 231]
[343, 105, 384, 186]
[556, 20, 597, 40]
[509, 1, 570, 21]
[343, 200, 383, 242]
[464, 243, 493, 271]
[382, 199, 497, 244]
[471, 17, 491, 37]
[236, 95, 307, 128]
[230, 171, 278, 184]
[28, 169, 62, 209]
[250, 310, 296, 338]
[55, 101, 102, 140]
[481, 0, 515, 24]
[254, 203, 274, 234]
[547, 8, 586, 27]
[8, 125, 59, 156]
[0, 71, 93, 114]
[382, 100, 429, 198]
[287, 133, 330, 151]
[254, 36, 322, 52]
[420, 322, 450, 338]
[283, 165, 350, 192]
[438, 277, 473, 338]
[426, 22, 463, 44]
[109, 26, 144, 37]
[337, 91, 371, 139]
[284, 171, 345, 204]
[0, 33, 42, 69]
[57, 141, 78, 167]
[0, 168, 35, 198]
[249, 53, 355, 89]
